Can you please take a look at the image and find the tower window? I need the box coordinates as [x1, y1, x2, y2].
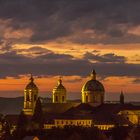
[34, 95, 37, 101]
[62, 96, 65, 102]
[86, 95, 88, 102]
[26, 94, 30, 101]
[55, 96, 58, 102]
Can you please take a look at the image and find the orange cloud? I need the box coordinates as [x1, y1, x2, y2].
[4, 28, 33, 39]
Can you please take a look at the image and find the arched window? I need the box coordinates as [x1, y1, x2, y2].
[34, 95, 37, 101]
[86, 95, 88, 102]
[62, 96, 65, 102]
[26, 94, 30, 101]
[55, 96, 58, 102]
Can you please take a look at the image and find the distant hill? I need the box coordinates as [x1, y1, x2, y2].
[0, 97, 23, 115]
[0, 97, 81, 115]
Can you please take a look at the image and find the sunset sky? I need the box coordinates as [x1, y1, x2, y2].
[0, 0, 140, 101]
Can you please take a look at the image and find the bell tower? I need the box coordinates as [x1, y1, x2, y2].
[23, 75, 39, 115]
[120, 91, 124, 104]
[52, 77, 67, 103]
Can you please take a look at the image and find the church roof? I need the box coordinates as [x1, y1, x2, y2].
[42, 103, 80, 114]
[51, 103, 138, 125]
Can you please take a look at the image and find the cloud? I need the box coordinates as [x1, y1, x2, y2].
[0, 48, 91, 78]
[132, 78, 140, 84]
[83, 52, 126, 63]
[0, 1, 139, 79]
[0, 0, 140, 44]
[64, 77, 82, 83]
[0, 47, 139, 78]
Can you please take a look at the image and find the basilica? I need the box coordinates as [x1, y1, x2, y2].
[4, 70, 140, 133]
[23, 70, 105, 116]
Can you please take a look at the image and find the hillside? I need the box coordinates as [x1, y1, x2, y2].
[0, 97, 81, 115]
[0, 97, 23, 115]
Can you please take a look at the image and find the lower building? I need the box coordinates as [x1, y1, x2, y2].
[42, 103, 139, 130]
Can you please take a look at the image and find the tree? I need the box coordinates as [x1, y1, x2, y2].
[17, 111, 28, 130]
[13, 111, 28, 139]
[32, 97, 43, 129]
[1, 121, 11, 140]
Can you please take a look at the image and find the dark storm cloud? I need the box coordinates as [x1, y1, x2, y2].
[0, 0, 140, 79]
[0, 48, 140, 78]
[0, 0, 140, 44]
[0, 48, 91, 78]
[84, 52, 126, 63]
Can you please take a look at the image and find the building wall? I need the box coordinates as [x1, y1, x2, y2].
[43, 120, 117, 130]
[52, 90, 66, 103]
[82, 91, 104, 104]
[94, 125, 115, 130]
[23, 89, 38, 115]
[118, 110, 140, 125]
[54, 119, 92, 128]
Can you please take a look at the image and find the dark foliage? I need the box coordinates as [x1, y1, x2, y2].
[45, 126, 108, 140]
[12, 111, 28, 139]
[111, 126, 133, 140]
[0, 121, 11, 140]
[32, 97, 43, 129]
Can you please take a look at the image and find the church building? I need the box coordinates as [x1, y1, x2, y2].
[4, 70, 140, 133]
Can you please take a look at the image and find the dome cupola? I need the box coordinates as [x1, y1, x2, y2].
[52, 77, 67, 103]
[82, 70, 104, 92]
[25, 75, 38, 90]
[53, 77, 66, 92]
[82, 69, 105, 104]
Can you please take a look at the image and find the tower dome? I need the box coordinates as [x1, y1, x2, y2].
[53, 78, 66, 92]
[25, 75, 38, 90]
[52, 77, 67, 103]
[82, 70, 105, 104]
[82, 70, 104, 92]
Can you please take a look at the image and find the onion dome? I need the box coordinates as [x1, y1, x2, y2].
[53, 77, 66, 92]
[25, 75, 38, 90]
[82, 70, 105, 92]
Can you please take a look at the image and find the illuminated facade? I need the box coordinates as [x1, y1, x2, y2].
[118, 110, 140, 125]
[44, 119, 92, 129]
[23, 75, 38, 115]
[82, 70, 105, 104]
[52, 77, 67, 103]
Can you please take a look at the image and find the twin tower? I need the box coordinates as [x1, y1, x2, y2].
[23, 70, 105, 115]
